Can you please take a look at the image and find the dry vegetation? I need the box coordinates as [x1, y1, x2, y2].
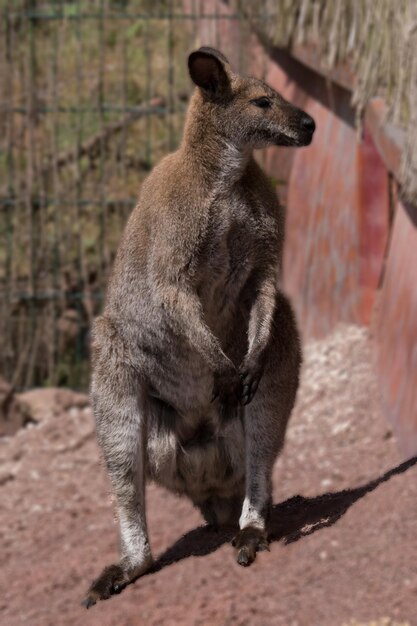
[242, 0, 417, 203]
[0, 0, 194, 388]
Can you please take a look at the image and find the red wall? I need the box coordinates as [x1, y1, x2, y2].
[374, 199, 417, 458]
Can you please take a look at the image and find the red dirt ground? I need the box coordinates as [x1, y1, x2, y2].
[1, 325, 416, 626]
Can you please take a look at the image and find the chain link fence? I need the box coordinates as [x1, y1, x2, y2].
[0, 0, 255, 389]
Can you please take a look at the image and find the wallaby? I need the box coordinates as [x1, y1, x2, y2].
[82, 47, 315, 607]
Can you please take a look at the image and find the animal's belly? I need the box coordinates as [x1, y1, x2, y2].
[147, 416, 246, 501]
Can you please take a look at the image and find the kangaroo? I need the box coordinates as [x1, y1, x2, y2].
[82, 47, 315, 607]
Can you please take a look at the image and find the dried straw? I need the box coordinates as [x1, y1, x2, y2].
[242, 0, 417, 203]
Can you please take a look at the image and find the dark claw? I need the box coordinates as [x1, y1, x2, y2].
[239, 373, 261, 405]
[81, 596, 96, 609]
[237, 548, 251, 566]
[238, 362, 259, 405]
[257, 540, 270, 552]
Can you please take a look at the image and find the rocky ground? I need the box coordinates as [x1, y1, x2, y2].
[0, 325, 416, 626]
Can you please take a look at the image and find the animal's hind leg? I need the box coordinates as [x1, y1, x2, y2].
[233, 292, 301, 566]
[82, 318, 153, 607]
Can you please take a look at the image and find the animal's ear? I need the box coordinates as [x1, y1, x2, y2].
[188, 47, 231, 99]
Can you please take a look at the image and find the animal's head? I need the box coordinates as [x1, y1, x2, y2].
[188, 47, 315, 149]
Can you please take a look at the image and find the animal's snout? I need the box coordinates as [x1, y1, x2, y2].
[300, 114, 315, 133]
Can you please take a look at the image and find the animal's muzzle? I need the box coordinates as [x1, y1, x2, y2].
[300, 113, 315, 134]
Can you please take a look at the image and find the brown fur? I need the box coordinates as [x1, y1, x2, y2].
[83, 47, 315, 607]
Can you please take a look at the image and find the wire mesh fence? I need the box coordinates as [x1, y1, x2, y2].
[0, 0, 260, 389]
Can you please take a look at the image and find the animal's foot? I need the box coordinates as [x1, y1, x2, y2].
[232, 526, 269, 567]
[81, 563, 127, 608]
[81, 556, 153, 608]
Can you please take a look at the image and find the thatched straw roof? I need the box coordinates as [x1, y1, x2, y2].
[242, 0, 417, 203]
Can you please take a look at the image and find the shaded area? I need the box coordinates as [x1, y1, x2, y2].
[403, 199, 417, 228]
[147, 455, 417, 575]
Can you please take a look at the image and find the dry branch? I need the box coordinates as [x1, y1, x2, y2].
[0, 96, 167, 202]
[46, 96, 166, 173]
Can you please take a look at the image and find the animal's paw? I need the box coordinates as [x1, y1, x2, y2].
[239, 359, 264, 405]
[211, 360, 241, 412]
[81, 556, 153, 608]
[82, 563, 127, 608]
[232, 526, 269, 567]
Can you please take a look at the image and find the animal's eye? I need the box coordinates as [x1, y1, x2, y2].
[250, 97, 271, 109]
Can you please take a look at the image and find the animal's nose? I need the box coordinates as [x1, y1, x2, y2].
[301, 114, 315, 133]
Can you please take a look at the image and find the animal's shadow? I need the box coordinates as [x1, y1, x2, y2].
[146, 455, 417, 575]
